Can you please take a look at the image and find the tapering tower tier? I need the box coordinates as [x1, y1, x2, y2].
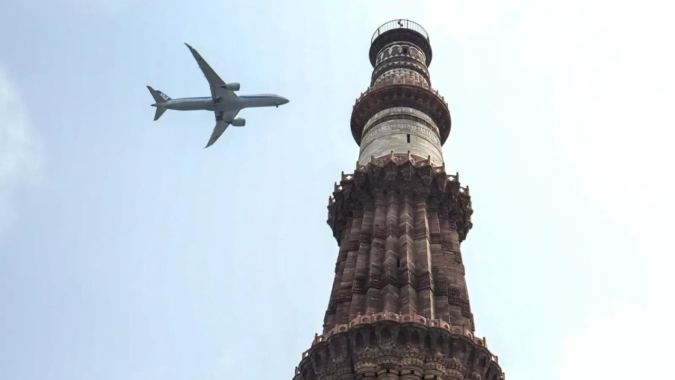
[324, 154, 475, 331]
[292, 21, 504, 380]
[352, 20, 451, 167]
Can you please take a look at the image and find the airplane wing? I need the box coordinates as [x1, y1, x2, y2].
[206, 121, 229, 148]
[184, 43, 239, 102]
[205, 110, 239, 148]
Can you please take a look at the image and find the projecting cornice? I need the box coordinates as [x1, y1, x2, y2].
[351, 84, 451, 146]
[327, 153, 472, 245]
[293, 311, 504, 380]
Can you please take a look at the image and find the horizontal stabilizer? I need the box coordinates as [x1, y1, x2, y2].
[154, 107, 167, 121]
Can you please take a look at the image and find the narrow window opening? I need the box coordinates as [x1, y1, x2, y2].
[407, 134, 411, 143]
[397, 259, 401, 268]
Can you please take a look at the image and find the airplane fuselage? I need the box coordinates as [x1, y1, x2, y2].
[152, 94, 288, 112]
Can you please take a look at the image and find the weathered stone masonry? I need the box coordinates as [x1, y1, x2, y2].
[293, 20, 504, 380]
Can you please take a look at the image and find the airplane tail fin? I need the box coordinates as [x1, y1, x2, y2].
[147, 86, 169, 103]
[147, 86, 170, 121]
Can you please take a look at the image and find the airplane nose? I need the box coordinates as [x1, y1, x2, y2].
[282, 97, 290, 105]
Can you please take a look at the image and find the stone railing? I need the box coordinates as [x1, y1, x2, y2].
[329, 170, 468, 201]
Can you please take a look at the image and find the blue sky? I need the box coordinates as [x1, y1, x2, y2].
[1, 1, 673, 379]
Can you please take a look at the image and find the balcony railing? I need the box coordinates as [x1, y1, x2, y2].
[371, 19, 430, 44]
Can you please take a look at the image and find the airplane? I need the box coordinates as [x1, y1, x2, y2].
[147, 43, 289, 148]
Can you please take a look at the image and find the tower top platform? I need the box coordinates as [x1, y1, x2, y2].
[369, 19, 433, 67]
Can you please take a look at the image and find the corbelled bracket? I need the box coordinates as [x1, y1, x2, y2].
[327, 153, 472, 245]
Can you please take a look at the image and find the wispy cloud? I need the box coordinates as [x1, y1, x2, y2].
[0, 64, 43, 234]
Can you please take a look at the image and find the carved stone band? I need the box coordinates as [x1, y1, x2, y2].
[361, 122, 442, 150]
[358, 122, 443, 165]
[375, 42, 428, 67]
[374, 68, 430, 87]
[363, 107, 438, 135]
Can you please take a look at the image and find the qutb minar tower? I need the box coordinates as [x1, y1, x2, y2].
[293, 20, 505, 380]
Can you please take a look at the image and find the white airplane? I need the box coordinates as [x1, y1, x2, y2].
[147, 43, 289, 148]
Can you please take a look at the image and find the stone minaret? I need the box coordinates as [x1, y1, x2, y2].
[293, 20, 505, 380]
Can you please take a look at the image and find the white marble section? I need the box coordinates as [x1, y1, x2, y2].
[359, 107, 443, 165]
[364, 107, 438, 133]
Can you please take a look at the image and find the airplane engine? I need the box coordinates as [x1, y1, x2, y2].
[223, 82, 240, 91]
[231, 118, 246, 127]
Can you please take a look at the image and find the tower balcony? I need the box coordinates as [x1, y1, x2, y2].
[350, 79, 451, 146]
[293, 311, 505, 380]
[371, 19, 430, 44]
[370, 19, 433, 67]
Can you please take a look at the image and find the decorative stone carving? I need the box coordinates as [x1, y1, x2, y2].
[375, 43, 427, 67]
[294, 313, 504, 380]
[372, 61, 430, 86]
[327, 153, 471, 244]
[323, 153, 476, 332]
